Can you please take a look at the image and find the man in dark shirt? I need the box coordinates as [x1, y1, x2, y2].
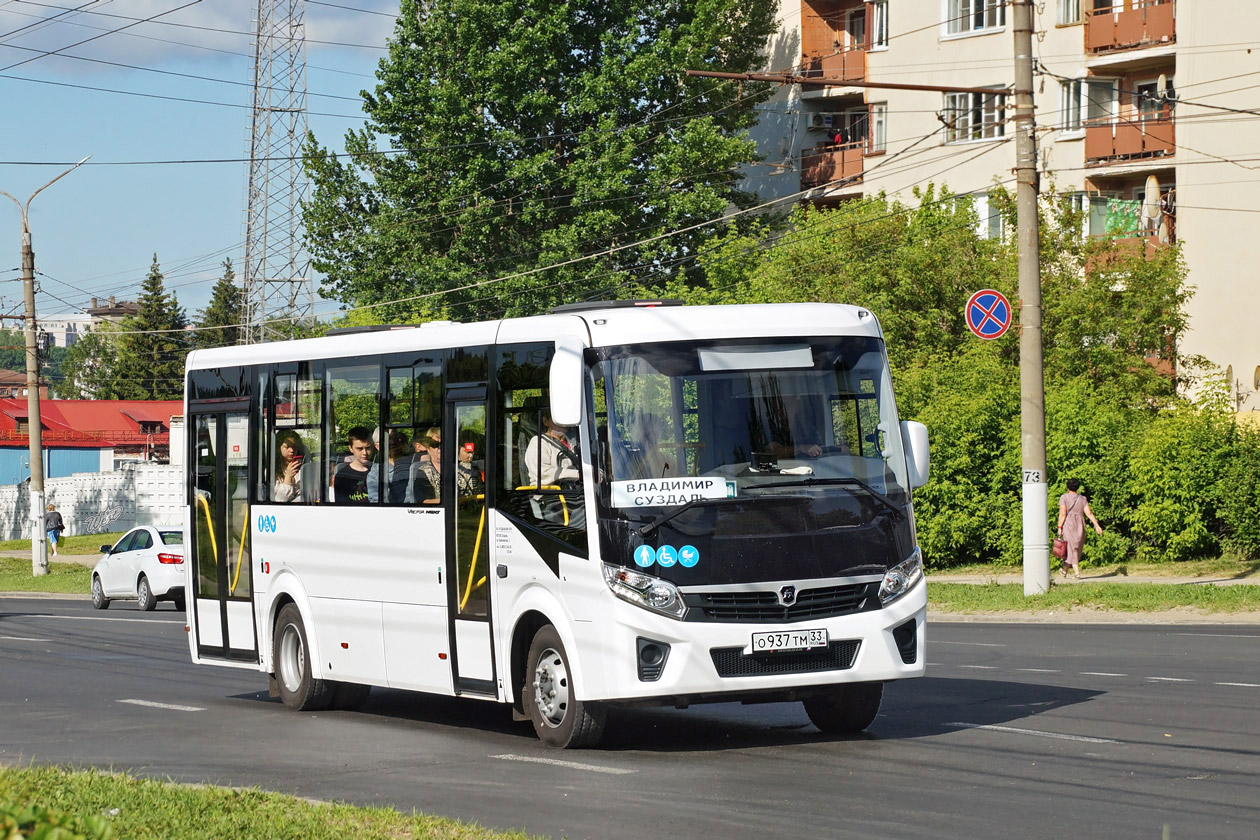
[333, 426, 374, 504]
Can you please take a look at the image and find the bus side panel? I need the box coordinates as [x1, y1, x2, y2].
[309, 597, 385, 685]
[383, 603, 452, 694]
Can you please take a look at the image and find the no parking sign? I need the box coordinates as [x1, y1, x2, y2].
[965, 289, 1012, 340]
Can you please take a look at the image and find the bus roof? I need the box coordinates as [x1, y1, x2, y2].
[186, 302, 882, 371]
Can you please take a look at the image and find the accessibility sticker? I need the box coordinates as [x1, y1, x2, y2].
[634, 545, 656, 568]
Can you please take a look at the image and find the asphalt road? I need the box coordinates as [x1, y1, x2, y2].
[2, 597, 1258, 840]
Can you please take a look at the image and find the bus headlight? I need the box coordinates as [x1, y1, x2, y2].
[602, 564, 688, 620]
[879, 547, 923, 605]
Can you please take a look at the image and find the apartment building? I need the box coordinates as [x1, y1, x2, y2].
[746, 0, 1260, 409]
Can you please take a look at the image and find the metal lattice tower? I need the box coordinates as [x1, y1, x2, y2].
[243, 0, 313, 343]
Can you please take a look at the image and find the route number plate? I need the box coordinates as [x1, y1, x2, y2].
[748, 628, 828, 653]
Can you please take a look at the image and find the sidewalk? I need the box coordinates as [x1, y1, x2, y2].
[928, 569, 1260, 586]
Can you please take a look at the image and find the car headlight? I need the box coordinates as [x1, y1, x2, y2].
[602, 563, 687, 620]
[878, 547, 923, 605]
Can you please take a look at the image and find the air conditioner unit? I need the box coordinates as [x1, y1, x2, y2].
[809, 112, 842, 130]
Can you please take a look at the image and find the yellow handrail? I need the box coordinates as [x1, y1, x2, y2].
[229, 502, 248, 595]
[459, 495, 487, 612]
[514, 484, 570, 525]
[196, 493, 218, 563]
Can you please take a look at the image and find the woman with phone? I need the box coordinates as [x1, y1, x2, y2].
[273, 430, 312, 502]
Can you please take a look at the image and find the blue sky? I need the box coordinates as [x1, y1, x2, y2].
[0, 0, 397, 323]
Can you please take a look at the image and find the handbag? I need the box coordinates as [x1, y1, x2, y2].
[1052, 536, 1067, 559]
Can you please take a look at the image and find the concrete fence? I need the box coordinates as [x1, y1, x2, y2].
[2, 464, 183, 541]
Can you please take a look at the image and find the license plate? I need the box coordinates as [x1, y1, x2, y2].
[748, 628, 829, 654]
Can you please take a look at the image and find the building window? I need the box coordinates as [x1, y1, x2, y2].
[1060, 80, 1082, 131]
[943, 91, 1006, 143]
[947, 0, 1004, 35]
[869, 103, 887, 152]
[973, 194, 1004, 240]
[870, 0, 889, 48]
[1057, 0, 1082, 25]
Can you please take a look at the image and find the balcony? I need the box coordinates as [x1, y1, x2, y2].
[1087, 1, 1175, 54]
[1084, 115, 1174, 165]
[801, 142, 864, 191]
[802, 46, 866, 91]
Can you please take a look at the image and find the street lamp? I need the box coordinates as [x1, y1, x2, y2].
[0, 155, 91, 577]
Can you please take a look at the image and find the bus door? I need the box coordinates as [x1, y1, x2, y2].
[189, 407, 258, 662]
[445, 387, 496, 694]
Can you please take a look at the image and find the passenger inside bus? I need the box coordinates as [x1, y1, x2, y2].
[455, 432, 485, 497]
[332, 426, 374, 504]
[368, 428, 412, 503]
[272, 430, 315, 503]
[764, 395, 827, 459]
[407, 427, 442, 503]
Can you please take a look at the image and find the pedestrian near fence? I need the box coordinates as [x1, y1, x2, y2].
[44, 503, 65, 557]
[1057, 478, 1103, 579]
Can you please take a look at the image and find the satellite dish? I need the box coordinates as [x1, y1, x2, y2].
[1142, 174, 1162, 232]
[1254, 365, 1260, 391]
[1157, 73, 1168, 97]
[1226, 364, 1234, 384]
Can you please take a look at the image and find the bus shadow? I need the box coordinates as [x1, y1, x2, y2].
[237, 675, 1106, 752]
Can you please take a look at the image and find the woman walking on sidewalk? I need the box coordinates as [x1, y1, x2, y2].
[44, 503, 65, 557]
[1057, 478, 1103, 578]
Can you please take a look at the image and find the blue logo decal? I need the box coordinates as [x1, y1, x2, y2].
[634, 545, 656, 568]
[679, 545, 699, 567]
[257, 515, 277, 534]
[656, 545, 678, 567]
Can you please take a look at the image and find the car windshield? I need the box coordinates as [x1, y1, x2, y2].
[590, 335, 911, 517]
[159, 531, 183, 546]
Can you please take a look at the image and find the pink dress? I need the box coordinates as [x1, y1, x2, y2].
[1059, 492, 1087, 565]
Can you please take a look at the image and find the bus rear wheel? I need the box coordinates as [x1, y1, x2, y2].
[525, 625, 605, 749]
[273, 604, 333, 711]
[803, 681, 884, 734]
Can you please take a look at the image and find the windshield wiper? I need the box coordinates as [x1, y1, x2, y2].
[741, 477, 905, 519]
[636, 496, 746, 538]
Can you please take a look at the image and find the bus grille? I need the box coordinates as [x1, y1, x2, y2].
[709, 641, 861, 678]
[686, 583, 875, 623]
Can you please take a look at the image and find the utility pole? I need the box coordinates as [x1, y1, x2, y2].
[1012, 2, 1049, 595]
[0, 155, 90, 577]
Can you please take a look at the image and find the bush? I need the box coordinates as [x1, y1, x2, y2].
[1218, 426, 1260, 559]
[0, 801, 113, 840]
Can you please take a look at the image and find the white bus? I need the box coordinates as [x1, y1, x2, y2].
[184, 301, 929, 748]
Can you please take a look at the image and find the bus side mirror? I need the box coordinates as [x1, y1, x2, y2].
[900, 420, 929, 489]
[549, 336, 584, 427]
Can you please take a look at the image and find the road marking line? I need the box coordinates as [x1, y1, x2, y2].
[493, 754, 634, 775]
[957, 665, 998, 670]
[1016, 668, 1061, 673]
[118, 699, 206, 712]
[1215, 682, 1260, 688]
[1169, 633, 1260, 639]
[935, 641, 1006, 647]
[1148, 677, 1194, 683]
[1081, 672, 1127, 677]
[24, 614, 173, 625]
[946, 722, 1120, 744]
[0, 634, 50, 642]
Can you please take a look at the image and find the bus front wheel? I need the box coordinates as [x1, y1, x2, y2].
[802, 681, 884, 734]
[525, 625, 605, 749]
[273, 604, 333, 711]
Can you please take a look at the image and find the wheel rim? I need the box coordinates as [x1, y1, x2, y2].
[139, 580, 150, 607]
[277, 623, 305, 693]
[532, 646, 569, 728]
[92, 578, 103, 604]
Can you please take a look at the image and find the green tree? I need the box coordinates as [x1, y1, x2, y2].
[59, 323, 121, 399]
[111, 256, 189, 400]
[193, 258, 245, 349]
[303, 0, 779, 322]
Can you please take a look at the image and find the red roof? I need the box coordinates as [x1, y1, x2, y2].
[0, 399, 181, 448]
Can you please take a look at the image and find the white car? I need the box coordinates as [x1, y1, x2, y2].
[90, 526, 186, 611]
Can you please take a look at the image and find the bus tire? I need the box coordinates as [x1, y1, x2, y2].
[525, 625, 605, 749]
[273, 603, 333, 711]
[803, 681, 883, 734]
[330, 681, 371, 711]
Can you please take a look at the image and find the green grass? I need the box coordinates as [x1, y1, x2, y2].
[934, 554, 1260, 580]
[0, 555, 92, 593]
[0, 765, 538, 840]
[0, 532, 126, 556]
[930, 582, 1260, 614]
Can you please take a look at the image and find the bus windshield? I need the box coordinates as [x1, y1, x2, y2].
[591, 335, 911, 518]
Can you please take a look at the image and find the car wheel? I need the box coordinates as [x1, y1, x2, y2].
[91, 575, 110, 610]
[137, 576, 157, 611]
[524, 625, 605, 748]
[329, 681, 371, 711]
[802, 681, 884, 734]
[173, 593, 187, 612]
[273, 603, 333, 711]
